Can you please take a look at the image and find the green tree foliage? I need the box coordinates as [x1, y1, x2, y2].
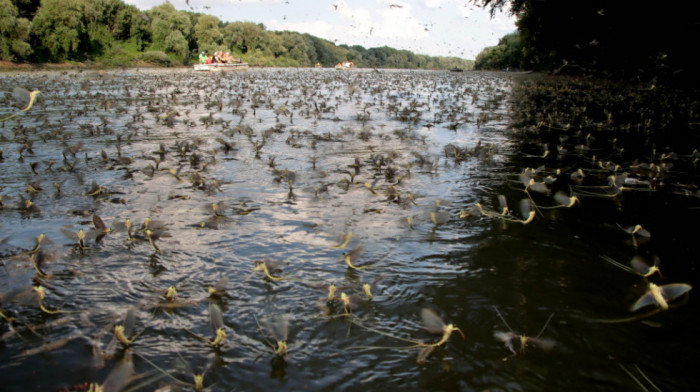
[0, 0, 32, 60]
[130, 11, 150, 51]
[82, 0, 121, 55]
[30, 0, 86, 61]
[147, 1, 192, 53]
[111, 4, 139, 40]
[474, 32, 522, 70]
[475, 0, 700, 84]
[164, 29, 187, 61]
[194, 14, 222, 54]
[14, 0, 473, 69]
[222, 21, 265, 54]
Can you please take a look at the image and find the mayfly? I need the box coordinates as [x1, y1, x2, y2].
[343, 244, 370, 271]
[493, 306, 555, 360]
[351, 308, 465, 364]
[1, 87, 41, 122]
[631, 282, 691, 312]
[253, 313, 290, 357]
[114, 307, 143, 346]
[600, 254, 662, 278]
[186, 303, 227, 347]
[253, 260, 286, 281]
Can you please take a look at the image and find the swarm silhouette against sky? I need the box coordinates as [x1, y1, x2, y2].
[125, 0, 517, 59]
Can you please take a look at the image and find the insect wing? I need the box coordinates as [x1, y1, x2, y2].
[209, 303, 225, 332]
[60, 228, 79, 242]
[519, 199, 534, 220]
[347, 244, 364, 261]
[12, 87, 31, 107]
[518, 173, 530, 187]
[629, 256, 654, 276]
[268, 317, 289, 342]
[2, 286, 40, 307]
[529, 336, 556, 351]
[494, 331, 519, 354]
[211, 277, 228, 293]
[659, 283, 692, 302]
[101, 350, 135, 392]
[630, 291, 658, 312]
[553, 191, 572, 207]
[420, 308, 446, 334]
[497, 194, 508, 214]
[93, 214, 108, 231]
[122, 307, 137, 337]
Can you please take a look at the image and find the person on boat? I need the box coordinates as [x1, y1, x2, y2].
[199, 51, 207, 64]
[223, 52, 232, 63]
[205, 54, 213, 64]
[214, 51, 224, 63]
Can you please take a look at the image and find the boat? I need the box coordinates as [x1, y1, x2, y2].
[335, 61, 355, 70]
[194, 62, 249, 71]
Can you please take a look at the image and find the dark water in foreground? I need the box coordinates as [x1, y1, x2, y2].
[0, 68, 699, 391]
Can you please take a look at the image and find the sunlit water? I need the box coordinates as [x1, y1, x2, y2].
[1, 68, 698, 391]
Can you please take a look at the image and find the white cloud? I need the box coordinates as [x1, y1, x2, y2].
[422, 0, 443, 8]
[268, 20, 336, 39]
[328, 0, 429, 42]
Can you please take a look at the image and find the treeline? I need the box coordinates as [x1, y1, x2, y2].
[474, 32, 521, 71]
[0, 0, 474, 70]
[473, 0, 700, 85]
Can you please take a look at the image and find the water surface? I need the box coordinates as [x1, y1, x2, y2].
[0, 68, 698, 391]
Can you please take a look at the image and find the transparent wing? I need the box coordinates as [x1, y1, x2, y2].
[659, 283, 692, 302]
[209, 303, 225, 332]
[496, 194, 509, 214]
[420, 308, 445, 334]
[268, 316, 289, 342]
[630, 292, 657, 312]
[553, 191, 573, 207]
[530, 337, 556, 351]
[12, 87, 31, 108]
[630, 256, 653, 275]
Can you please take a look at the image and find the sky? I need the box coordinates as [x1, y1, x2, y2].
[124, 0, 518, 60]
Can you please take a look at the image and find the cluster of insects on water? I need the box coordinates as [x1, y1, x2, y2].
[1, 69, 697, 391]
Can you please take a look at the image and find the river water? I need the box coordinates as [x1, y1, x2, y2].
[0, 68, 698, 391]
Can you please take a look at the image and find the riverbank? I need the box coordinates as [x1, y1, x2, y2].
[0, 59, 165, 72]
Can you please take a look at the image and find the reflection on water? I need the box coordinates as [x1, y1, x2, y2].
[0, 68, 698, 391]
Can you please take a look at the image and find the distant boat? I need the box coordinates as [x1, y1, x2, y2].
[335, 61, 355, 70]
[194, 62, 249, 71]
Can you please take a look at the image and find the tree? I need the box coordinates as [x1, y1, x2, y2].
[130, 11, 150, 51]
[112, 4, 140, 41]
[147, 1, 191, 52]
[194, 14, 222, 53]
[262, 32, 285, 58]
[278, 31, 312, 65]
[0, 0, 32, 60]
[82, 0, 126, 56]
[474, 0, 700, 84]
[164, 29, 187, 60]
[30, 0, 86, 61]
[474, 32, 522, 70]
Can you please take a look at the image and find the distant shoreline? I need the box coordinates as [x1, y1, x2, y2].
[0, 60, 505, 74]
[0, 60, 170, 72]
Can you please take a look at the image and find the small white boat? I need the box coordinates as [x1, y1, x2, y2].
[194, 62, 249, 71]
